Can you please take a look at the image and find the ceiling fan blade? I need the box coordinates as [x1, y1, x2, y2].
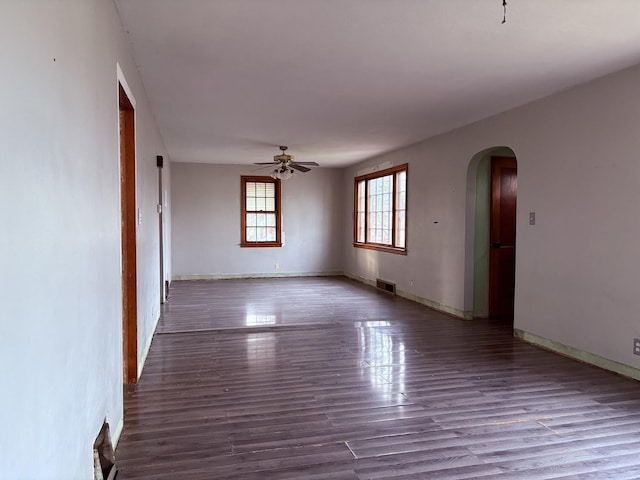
[290, 164, 311, 173]
[251, 165, 275, 171]
[291, 162, 319, 166]
[254, 162, 277, 165]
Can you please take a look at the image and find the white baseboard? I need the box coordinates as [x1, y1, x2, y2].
[343, 272, 377, 288]
[111, 416, 124, 449]
[515, 329, 640, 382]
[397, 289, 470, 319]
[172, 271, 344, 281]
[137, 312, 159, 378]
[343, 272, 470, 319]
[116, 311, 161, 449]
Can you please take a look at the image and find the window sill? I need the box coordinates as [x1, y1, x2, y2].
[240, 242, 282, 248]
[353, 243, 407, 255]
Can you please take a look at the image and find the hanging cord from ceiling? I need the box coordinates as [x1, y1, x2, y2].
[502, 0, 508, 24]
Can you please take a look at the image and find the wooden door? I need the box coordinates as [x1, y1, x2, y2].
[489, 156, 517, 318]
[119, 84, 138, 384]
[157, 156, 165, 304]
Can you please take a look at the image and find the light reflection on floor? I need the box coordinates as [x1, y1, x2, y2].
[246, 332, 276, 370]
[245, 306, 278, 368]
[356, 320, 406, 399]
[245, 313, 277, 326]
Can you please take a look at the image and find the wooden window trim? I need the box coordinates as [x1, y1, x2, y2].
[240, 175, 282, 248]
[353, 164, 407, 255]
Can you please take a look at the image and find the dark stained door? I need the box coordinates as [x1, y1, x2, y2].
[119, 84, 138, 384]
[489, 156, 517, 318]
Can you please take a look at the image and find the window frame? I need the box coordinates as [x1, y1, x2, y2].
[353, 164, 407, 255]
[240, 175, 282, 248]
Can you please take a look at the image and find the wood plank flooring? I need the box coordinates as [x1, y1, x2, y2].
[115, 277, 640, 479]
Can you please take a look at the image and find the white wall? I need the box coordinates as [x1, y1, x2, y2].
[171, 163, 343, 277]
[0, 1, 170, 478]
[343, 143, 470, 316]
[343, 63, 640, 375]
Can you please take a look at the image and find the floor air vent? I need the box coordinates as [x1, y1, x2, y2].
[376, 278, 396, 295]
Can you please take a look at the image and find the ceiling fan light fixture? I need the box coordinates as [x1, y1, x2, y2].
[271, 166, 294, 180]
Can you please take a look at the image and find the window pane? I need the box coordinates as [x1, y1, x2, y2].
[264, 183, 275, 197]
[397, 231, 405, 248]
[383, 176, 391, 193]
[265, 198, 275, 211]
[266, 213, 276, 227]
[357, 180, 366, 212]
[357, 212, 365, 243]
[395, 171, 406, 248]
[398, 211, 405, 229]
[246, 227, 256, 241]
[356, 180, 366, 243]
[246, 197, 256, 211]
[368, 212, 376, 228]
[246, 182, 256, 196]
[256, 213, 266, 226]
[382, 193, 390, 211]
[266, 227, 276, 241]
[246, 213, 257, 226]
[256, 197, 266, 211]
[397, 171, 406, 191]
[256, 227, 267, 241]
[396, 209, 406, 248]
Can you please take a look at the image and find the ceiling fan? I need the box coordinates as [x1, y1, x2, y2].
[254, 146, 319, 179]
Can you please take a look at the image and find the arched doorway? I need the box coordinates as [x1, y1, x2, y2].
[464, 147, 517, 320]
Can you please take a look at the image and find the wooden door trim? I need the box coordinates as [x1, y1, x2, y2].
[158, 157, 165, 304]
[119, 83, 138, 384]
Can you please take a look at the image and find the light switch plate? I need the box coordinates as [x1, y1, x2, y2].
[529, 212, 536, 225]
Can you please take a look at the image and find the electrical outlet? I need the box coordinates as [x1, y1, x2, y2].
[634, 338, 640, 356]
[274, 263, 279, 270]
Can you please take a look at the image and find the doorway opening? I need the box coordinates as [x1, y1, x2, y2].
[464, 147, 517, 322]
[119, 83, 138, 384]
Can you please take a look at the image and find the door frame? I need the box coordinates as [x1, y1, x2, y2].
[118, 77, 138, 384]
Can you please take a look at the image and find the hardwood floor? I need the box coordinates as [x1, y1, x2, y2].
[115, 277, 640, 479]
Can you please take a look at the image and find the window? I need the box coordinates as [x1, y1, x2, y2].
[354, 164, 407, 254]
[241, 176, 282, 247]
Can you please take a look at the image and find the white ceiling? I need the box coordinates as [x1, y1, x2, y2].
[115, 0, 640, 167]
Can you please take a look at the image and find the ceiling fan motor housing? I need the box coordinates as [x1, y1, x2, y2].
[274, 146, 293, 163]
[273, 154, 292, 163]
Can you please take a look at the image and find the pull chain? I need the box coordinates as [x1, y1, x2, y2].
[502, 0, 508, 24]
